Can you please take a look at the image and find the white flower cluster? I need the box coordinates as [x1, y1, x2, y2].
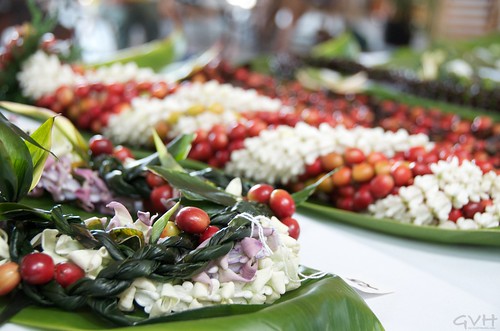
[84, 62, 161, 85]
[226, 122, 432, 184]
[369, 158, 500, 229]
[17, 51, 78, 99]
[17, 51, 164, 99]
[104, 80, 285, 146]
[117, 216, 301, 317]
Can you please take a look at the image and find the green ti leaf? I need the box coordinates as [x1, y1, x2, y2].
[149, 166, 238, 206]
[152, 129, 183, 172]
[26, 117, 54, 190]
[150, 201, 180, 244]
[167, 133, 195, 161]
[0, 119, 33, 202]
[292, 169, 338, 205]
[0, 102, 89, 163]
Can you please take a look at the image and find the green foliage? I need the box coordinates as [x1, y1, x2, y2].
[150, 201, 180, 244]
[301, 201, 500, 246]
[311, 33, 361, 60]
[0, 112, 54, 202]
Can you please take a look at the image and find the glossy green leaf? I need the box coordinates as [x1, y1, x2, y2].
[366, 85, 500, 122]
[0, 101, 89, 162]
[152, 130, 183, 172]
[0, 119, 33, 202]
[1, 267, 384, 331]
[0, 141, 17, 202]
[86, 30, 185, 72]
[150, 201, 180, 244]
[301, 202, 500, 246]
[108, 227, 145, 251]
[0, 111, 51, 153]
[311, 32, 361, 60]
[292, 169, 337, 205]
[26, 117, 54, 190]
[162, 42, 221, 82]
[149, 167, 237, 206]
[167, 133, 195, 162]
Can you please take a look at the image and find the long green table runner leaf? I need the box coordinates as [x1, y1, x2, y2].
[366, 85, 500, 122]
[0, 267, 383, 331]
[301, 202, 500, 246]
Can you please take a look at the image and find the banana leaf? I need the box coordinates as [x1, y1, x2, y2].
[85, 30, 186, 72]
[366, 85, 500, 122]
[0, 266, 383, 331]
[300, 202, 500, 246]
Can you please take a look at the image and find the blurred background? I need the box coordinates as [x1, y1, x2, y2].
[0, 0, 499, 62]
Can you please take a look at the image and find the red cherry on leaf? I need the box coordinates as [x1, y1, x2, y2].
[305, 159, 323, 177]
[145, 172, 167, 188]
[0, 262, 21, 296]
[391, 164, 412, 186]
[344, 148, 365, 164]
[247, 184, 274, 204]
[54, 262, 85, 288]
[89, 135, 114, 156]
[369, 174, 395, 199]
[113, 146, 134, 162]
[199, 225, 220, 244]
[208, 131, 229, 151]
[228, 123, 247, 140]
[269, 189, 296, 219]
[281, 217, 300, 239]
[20, 253, 54, 285]
[175, 207, 210, 234]
[352, 188, 374, 211]
[188, 141, 213, 161]
[462, 202, 485, 219]
[149, 185, 173, 213]
[448, 209, 463, 222]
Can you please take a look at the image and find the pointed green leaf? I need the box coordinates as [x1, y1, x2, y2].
[292, 169, 337, 205]
[0, 140, 17, 202]
[0, 102, 89, 162]
[26, 117, 55, 190]
[167, 133, 195, 161]
[152, 130, 183, 171]
[311, 32, 361, 60]
[149, 166, 237, 206]
[0, 121, 33, 202]
[150, 201, 180, 244]
[301, 201, 500, 246]
[86, 30, 186, 72]
[0, 112, 50, 153]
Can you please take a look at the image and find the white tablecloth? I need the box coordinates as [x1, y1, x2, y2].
[2, 210, 499, 331]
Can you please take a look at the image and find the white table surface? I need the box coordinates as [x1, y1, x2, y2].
[2, 210, 499, 331]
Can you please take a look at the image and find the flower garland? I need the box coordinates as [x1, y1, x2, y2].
[103, 80, 287, 146]
[17, 50, 165, 100]
[226, 122, 432, 184]
[368, 158, 500, 229]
